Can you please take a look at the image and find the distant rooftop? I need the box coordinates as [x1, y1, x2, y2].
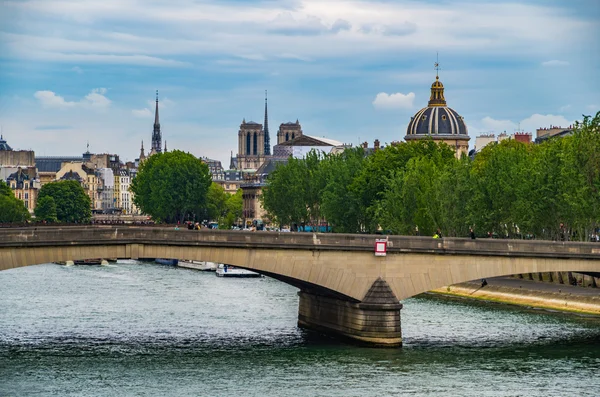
[36, 156, 83, 173]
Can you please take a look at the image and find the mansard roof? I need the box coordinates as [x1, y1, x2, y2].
[35, 157, 83, 173]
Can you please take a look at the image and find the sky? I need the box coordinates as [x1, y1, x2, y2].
[0, 0, 599, 165]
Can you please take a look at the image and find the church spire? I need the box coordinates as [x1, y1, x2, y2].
[151, 90, 162, 154]
[263, 90, 271, 155]
[154, 90, 160, 125]
[139, 140, 146, 162]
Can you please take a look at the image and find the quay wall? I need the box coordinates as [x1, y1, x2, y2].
[432, 276, 600, 316]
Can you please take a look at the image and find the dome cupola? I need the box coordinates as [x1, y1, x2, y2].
[404, 61, 470, 157]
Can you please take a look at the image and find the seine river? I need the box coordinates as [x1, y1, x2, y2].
[1, 262, 599, 396]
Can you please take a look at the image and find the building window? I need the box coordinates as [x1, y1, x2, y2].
[246, 133, 251, 155]
[422, 115, 427, 121]
[286, 133, 289, 141]
[25, 193, 29, 200]
[441, 115, 446, 120]
[253, 132, 258, 155]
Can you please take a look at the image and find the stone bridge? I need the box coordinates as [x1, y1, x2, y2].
[1, 226, 599, 347]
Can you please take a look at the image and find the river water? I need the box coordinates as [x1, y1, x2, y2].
[1, 262, 599, 396]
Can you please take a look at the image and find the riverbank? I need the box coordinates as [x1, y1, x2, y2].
[431, 277, 600, 316]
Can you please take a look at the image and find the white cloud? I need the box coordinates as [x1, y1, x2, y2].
[34, 91, 77, 108]
[331, 19, 352, 33]
[478, 114, 573, 134]
[131, 96, 175, 118]
[132, 108, 153, 118]
[1, 1, 593, 66]
[520, 114, 573, 131]
[34, 88, 111, 110]
[542, 60, 570, 67]
[558, 104, 571, 112]
[83, 88, 111, 109]
[382, 22, 418, 36]
[481, 116, 517, 133]
[372, 92, 415, 110]
[267, 13, 329, 36]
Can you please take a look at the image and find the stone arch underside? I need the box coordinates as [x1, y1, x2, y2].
[2, 244, 599, 302]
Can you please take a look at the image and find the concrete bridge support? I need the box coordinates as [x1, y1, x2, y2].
[297, 278, 403, 347]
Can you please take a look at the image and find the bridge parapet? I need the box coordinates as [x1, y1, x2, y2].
[0, 226, 598, 260]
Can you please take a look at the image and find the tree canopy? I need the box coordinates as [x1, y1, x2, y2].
[261, 111, 600, 241]
[206, 183, 243, 229]
[34, 196, 58, 223]
[0, 180, 30, 223]
[37, 180, 91, 223]
[130, 150, 212, 223]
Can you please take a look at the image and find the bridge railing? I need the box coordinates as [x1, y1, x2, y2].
[1, 226, 599, 259]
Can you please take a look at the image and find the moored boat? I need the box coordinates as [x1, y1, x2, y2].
[178, 260, 217, 271]
[155, 258, 178, 266]
[216, 264, 261, 278]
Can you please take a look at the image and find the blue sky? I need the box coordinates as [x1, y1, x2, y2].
[0, 0, 599, 165]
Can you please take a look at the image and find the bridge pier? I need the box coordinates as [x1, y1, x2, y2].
[297, 278, 403, 347]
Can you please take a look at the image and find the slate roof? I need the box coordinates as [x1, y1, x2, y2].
[35, 157, 83, 172]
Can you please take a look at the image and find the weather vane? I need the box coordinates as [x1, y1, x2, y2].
[434, 52, 440, 78]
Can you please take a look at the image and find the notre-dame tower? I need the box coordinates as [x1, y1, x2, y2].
[234, 91, 271, 170]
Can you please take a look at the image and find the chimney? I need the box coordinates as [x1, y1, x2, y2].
[362, 141, 368, 149]
[374, 139, 380, 151]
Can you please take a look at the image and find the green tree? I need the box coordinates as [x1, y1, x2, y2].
[130, 150, 212, 223]
[37, 180, 91, 223]
[206, 182, 229, 222]
[353, 139, 456, 233]
[320, 147, 366, 233]
[469, 139, 533, 237]
[558, 111, 600, 240]
[223, 189, 243, 229]
[0, 179, 11, 197]
[437, 157, 473, 237]
[261, 157, 310, 227]
[34, 195, 58, 222]
[0, 180, 30, 223]
[377, 156, 446, 236]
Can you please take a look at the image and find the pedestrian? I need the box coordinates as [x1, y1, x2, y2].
[469, 227, 476, 240]
[436, 228, 442, 238]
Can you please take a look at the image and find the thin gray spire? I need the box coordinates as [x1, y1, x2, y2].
[152, 90, 162, 153]
[264, 90, 271, 155]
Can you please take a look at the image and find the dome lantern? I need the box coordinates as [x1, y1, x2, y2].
[428, 76, 446, 106]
